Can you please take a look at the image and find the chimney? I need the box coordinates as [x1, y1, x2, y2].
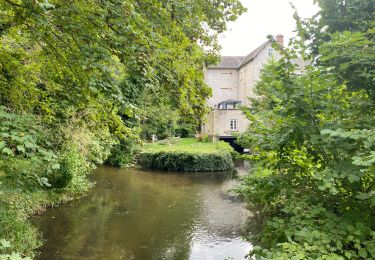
[275, 34, 284, 47]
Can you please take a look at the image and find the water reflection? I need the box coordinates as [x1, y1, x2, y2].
[33, 166, 252, 260]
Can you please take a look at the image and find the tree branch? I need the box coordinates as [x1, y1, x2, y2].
[4, 0, 24, 8]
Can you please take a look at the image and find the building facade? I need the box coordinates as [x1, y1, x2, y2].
[201, 36, 284, 138]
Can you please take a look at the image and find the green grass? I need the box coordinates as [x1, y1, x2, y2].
[141, 138, 233, 154]
[138, 138, 235, 172]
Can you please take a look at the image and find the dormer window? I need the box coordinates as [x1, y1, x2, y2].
[217, 99, 242, 110]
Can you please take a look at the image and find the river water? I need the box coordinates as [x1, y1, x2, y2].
[33, 163, 252, 260]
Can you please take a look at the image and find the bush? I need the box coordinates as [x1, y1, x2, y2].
[106, 140, 139, 168]
[197, 134, 210, 143]
[0, 107, 58, 190]
[140, 104, 179, 140]
[137, 151, 234, 172]
[47, 144, 92, 190]
[58, 118, 118, 166]
[237, 27, 375, 258]
[0, 142, 93, 257]
[0, 108, 95, 257]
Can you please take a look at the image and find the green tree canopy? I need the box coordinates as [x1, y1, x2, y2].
[239, 0, 375, 258]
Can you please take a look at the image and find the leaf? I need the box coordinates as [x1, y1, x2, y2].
[16, 145, 25, 153]
[0, 141, 5, 150]
[348, 173, 360, 183]
[51, 163, 60, 170]
[0, 239, 11, 248]
[39, 177, 51, 187]
[356, 191, 375, 200]
[89, 86, 98, 93]
[336, 241, 343, 250]
[358, 248, 367, 258]
[24, 141, 37, 150]
[38, 0, 55, 10]
[2, 147, 14, 156]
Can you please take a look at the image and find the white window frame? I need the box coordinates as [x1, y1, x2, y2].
[230, 119, 238, 131]
[268, 48, 273, 57]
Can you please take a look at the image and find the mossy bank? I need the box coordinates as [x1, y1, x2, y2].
[137, 138, 235, 172]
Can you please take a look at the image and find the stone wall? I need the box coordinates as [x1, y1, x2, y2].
[204, 68, 239, 107]
[202, 41, 282, 137]
[201, 109, 249, 137]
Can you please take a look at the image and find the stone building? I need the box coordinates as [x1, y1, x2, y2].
[201, 35, 284, 139]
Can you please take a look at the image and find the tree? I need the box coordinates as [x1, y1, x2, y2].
[0, 0, 246, 254]
[238, 0, 375, 258]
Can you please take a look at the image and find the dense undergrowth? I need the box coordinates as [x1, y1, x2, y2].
[238, 1, 375, 259]
[138, 138, 234, 172]
[0, 107, 115, 258]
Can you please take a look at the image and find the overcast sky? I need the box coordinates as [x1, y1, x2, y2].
[219, 0, 320, 56]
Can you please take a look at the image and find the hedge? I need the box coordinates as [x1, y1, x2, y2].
[137, 151, 234, 172]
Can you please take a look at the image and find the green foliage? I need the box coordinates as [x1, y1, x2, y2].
[0, 186, 92, 258]
[138, 151, 233, 172]
[0, 0, 246, 257]
[140, 104, 180, 140]
[238, 2, 375, 258]
[0, 239, 31, 260]
[197, 134, 210, 143]
[294, 0, 375, 98]
[106, 140, 139, 168]
[0, 0, 245, 131]
[0, 106, 58, 190]
[315, 0, 374, 33]
[49, 145, 91, 190]
[175, 120, 197, 138]
[138, 138, 234, 171]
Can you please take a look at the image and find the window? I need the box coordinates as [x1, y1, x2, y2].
[230, 119, 238, 131]
[268, 48, 273, 57]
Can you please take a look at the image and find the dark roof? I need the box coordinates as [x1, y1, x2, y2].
[207, 40, 271, 69]
[218, 99, 242, 105]
[207, 56, 244, 69]
[239, 40, 271, 67]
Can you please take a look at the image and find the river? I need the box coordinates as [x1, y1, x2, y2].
[33, 162, 252, 260]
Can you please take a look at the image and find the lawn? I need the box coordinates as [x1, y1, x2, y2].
[141, 138, 233, 154]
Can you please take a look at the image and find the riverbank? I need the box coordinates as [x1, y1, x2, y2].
[137, 138, 235, 172]
[0, 140, 97, 258]
[0, 138, 233, 258]
[0, 174, 92, 258]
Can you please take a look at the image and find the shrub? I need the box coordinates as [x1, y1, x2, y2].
[137, 151, 234, 172]
[0, 107, 58, 190]
[197, 134, 210, 143]
[106, 140, 139, 168]
[140, 104, 179, 140]
[175, 121, 197, 138]
[47, 144, 92, 191]
[237, 27, 375, 258]
[58, 118, 118, 166]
